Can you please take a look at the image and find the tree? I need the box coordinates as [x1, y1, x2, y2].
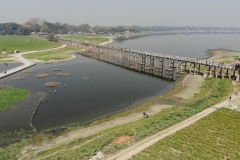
[47, 32, 58, 42]
[40, 25, 50, 33]
[28, 17, 41, 32]
[20, 28, 30, 35]
[58, 29, 64, 34]
[79, 24, 91, 32]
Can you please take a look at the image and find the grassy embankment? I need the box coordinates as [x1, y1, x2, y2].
[0, 87, 29, 111]
[131, 108, 240, 160]
[0, 78, 233, 160]
[62, 35, 109, 44]
[23, 47, 81, 61]
[0, 36, 61, 63]
[0, 36, 61, 52]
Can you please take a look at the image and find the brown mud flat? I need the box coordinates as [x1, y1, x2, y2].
[45, 82, 61, 87]
[36, 73, 49, 78]
[56, 73, 72, 77]
[12, 76, 26, 80]
[23, 70, 35, 73]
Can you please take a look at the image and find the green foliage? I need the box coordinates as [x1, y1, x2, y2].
[0, 22, 29, 35]
[0, 36, 61, 52]
[0, 87, 29, 110]
[47, 32, 56, 41]
[131, 108, 240, 160]
[23, 47, 81, 61]
[63, 35, 109, 44]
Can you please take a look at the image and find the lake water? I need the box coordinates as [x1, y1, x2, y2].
[1, 33, 240, 134]
[110, 33, 240, 58]
[0, 55, 171, 133]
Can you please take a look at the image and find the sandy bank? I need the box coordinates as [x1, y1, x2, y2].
[205, 49, 240, 62]
[100, 37, 114, 45]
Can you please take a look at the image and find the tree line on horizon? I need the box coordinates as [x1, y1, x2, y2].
[1, 17, 240, 36]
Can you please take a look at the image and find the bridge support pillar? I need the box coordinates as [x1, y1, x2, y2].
[162, 58, 166, 78]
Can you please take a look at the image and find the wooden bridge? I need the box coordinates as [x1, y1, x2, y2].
[58, 38, 236, 81]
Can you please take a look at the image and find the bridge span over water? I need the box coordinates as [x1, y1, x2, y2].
[59, 38, 236, 81]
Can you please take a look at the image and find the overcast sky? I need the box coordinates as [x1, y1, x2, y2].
[0, 0, 239, 27]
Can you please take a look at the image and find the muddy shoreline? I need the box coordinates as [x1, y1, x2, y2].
[0, 92, 47, 146]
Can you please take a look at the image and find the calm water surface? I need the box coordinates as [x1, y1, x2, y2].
[110, 34, 240, 58]
[0, 55, 171, 132]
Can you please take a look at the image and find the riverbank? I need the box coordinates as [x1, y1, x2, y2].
[100, 36, 114, 45]
[205, 49, 240, 63]
[19, 73, 203, 155]
[17, 76, 234, 160]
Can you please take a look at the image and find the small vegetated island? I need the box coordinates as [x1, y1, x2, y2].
[62, 35, 110, 44]
[23, 47, 81, 61]
[0, 85, 29, 111]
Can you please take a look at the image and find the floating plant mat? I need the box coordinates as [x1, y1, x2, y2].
[56, 73, 72, 77]
[45, 82, 61, 87]
[12, 76, 26, 80]
[0, 92, 47, 146]
[22, 70, 35, 73]
[36, 73, 49, 78]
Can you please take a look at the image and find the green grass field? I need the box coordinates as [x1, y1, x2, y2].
[0, 87, 29, 110]
[0, 36, 61, 52]
[131, 108, 240, 160]
[62, 35, 109, 44]
[23, 47, 81, 61]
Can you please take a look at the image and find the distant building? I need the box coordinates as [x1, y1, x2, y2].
[37, 32, 48, 35]
[23, 22, 31, 29]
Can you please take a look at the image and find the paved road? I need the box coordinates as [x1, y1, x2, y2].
[0, 45, 66, 79]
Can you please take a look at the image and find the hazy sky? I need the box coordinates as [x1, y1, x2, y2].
[0, 0, 239, 27]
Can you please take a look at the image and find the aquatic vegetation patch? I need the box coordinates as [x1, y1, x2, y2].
[45, 82, 61, 87]
[36, 73, 49, 78]
[56, 73, 71, 77]
[22, 70, 35, 73]
[0, 86, 29, 110]
[11, 76, 26, 80]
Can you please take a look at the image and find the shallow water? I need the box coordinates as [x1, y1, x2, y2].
[0, 55, 171, 132]
[0, 62, 21, 73]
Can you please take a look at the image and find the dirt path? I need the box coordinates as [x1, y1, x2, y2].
[106, 92, 240, 160]
[0, 45, 66, 79]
